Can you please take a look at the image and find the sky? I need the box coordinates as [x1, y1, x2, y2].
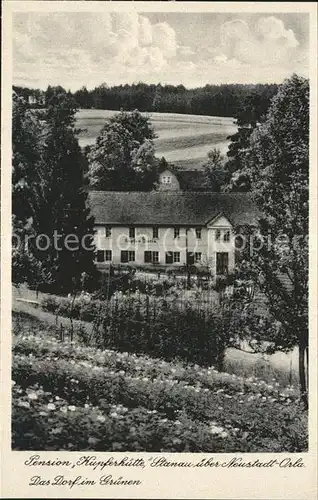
[13, 11, 309, 90]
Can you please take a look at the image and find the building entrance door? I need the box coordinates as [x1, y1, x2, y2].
[186, 252, 195, 265]
[216, 252, 229, 275]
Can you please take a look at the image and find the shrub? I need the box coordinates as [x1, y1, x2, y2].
[100, 294, 227, 368]
[41, 295, 60, 314]
[40, 290, 227, 368]
[41, 293, 106, 322]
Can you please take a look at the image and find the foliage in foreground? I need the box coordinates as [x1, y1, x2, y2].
[12, 325, 307, 453]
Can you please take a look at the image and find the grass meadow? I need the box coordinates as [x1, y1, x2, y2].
[75, 109, 237, 168]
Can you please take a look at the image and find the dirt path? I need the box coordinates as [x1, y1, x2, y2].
[13, 296, 94, 337]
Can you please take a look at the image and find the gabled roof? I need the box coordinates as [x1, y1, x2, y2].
[207, 212, 232, 226]
[88, 191, 260, 227]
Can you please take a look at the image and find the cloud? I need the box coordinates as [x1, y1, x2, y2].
[213, 54, 228, 63]
[138, 15, 153, 46]
[12, 13, 307, 90]
[152, 22, 177, 59]
[218, 16, 300, 67]
[178, 46, 196, 58]
[13, 13, 179, 89]
[257, 16, 298, 47]
[176, 61, 197, 72]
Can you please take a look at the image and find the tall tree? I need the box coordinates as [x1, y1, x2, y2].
[224, 85, 278, 192]
[13, 90, 97, 292]
[12, 92, 44, 223]
[88, 109, 159, 191]
[233, 74, 309, 406]
[12, 93, 52, 289]
[202, 148, 228, 192]
[37, 91, 97, 292]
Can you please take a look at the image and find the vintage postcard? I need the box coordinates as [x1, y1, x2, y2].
[1, 1, 317, 498]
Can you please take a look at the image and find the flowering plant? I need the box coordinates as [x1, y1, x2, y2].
[12, 330, 307, 452]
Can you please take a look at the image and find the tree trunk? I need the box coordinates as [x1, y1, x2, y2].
[299, 343, 308, 409]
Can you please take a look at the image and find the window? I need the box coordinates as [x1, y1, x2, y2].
[173, 252, 180, 263]
[174, 228, 180, 239]
[224, 230, 231, 242]
[105, 250, 112, 261]
[215, 229, 221, 241]
[122, 251, 135, 262]
[129, 227, 135, 238]
[195, 228, 202, 239]
[128, 251, 135, 262]
[153, 226, 159, 239]
[96, 250, 112, 262]
[162, 175, 171, 184]
[144, 251, 159, 263]
[216, 252, 229, 275]
[166, 252, 181, 264]
[105, 226, 112, 237]
[195, 252, 202, 263]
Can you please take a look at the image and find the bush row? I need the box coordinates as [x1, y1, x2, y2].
[41, 292, 227, 368]
[13, 334, 299, 401]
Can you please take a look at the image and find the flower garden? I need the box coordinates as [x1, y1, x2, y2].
[12, 311, 307, 452]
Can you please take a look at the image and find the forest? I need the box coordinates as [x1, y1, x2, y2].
[13, 81, 278, 118]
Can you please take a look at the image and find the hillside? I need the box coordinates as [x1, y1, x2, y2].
[75, 109, 238, 169]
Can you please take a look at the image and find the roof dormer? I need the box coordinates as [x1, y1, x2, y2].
[158, 169, 180, 191]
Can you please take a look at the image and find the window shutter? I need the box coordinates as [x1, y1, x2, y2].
[97, 250, 105, 263]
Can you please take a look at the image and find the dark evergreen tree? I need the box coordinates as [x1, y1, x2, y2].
[12, 92, 44, 223]
[38, 90, 96, 292]
[13, 90, 97, 292]
[224, 86, 278, 192]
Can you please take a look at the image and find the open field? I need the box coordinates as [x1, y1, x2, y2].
[75, 109, 237, 169]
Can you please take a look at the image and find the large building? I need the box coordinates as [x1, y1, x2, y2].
[88, 182, 259, 276]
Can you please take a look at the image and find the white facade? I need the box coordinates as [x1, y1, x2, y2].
[94, 214, 235, 276]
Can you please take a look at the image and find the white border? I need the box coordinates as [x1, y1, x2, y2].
[1, 2, 317, 499]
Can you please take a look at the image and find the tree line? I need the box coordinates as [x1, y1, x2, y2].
[13, 82, 278, 118]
